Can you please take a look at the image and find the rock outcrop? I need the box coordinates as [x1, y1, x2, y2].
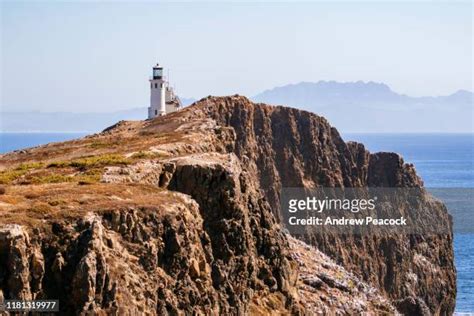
[0, 95, 455, 314]
[191, 96, 455, 314]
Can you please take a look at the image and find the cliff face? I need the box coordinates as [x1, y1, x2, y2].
[0, 95, 455, 314]
[195, 96, 456, 314]
[0, 164, 300, 315]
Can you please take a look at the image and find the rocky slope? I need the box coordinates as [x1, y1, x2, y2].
[0, 95, 455, 314]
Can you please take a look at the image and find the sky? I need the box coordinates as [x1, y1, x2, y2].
[1, 1, 472, 113]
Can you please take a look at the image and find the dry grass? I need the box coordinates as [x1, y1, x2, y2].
[29, 174, 73, 184]
[0, 131, 193, 184]
[89, 140, 121, 149]
[0, 103, 200, 171]
[0, 183, 176, 229]
[29, 202, 53, 216]
[0, 120, 189, 171]
[77, 173, 102, 185]
[0, 110, 205, 231]
[0, 169, 28, 184]
[131, 151, 169, 160]
[47, 154, 131, 170]
[0, 160, 106, 185]
[0, 195, 22, 205]
[15, 162, 45, 171]
[0, 109, 211, 232]
[26, 168, 102, 185]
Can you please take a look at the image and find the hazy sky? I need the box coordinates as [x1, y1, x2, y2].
[1, 1, 472, 112]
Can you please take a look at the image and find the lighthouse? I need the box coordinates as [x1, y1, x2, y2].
[148, 63, 182, 119]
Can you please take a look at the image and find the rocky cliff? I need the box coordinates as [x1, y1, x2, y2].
[0, 95, 455, 315]
[194, 96, 456, 314]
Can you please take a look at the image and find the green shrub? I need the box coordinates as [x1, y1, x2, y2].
[30, 174, 73, 184]
[131, 151, 168, 160]
[0, 170, 27, 184]
[48, 154, 131, 170]
[89, 140, 120, 149]
[15, 162, 45, 171]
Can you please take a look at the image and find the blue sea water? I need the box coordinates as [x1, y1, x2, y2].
[1, 132, 473, 312]
[0, 132, 88, 153]
[345, 133, 474, 313]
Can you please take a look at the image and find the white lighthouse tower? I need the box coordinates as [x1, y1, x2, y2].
[148, 64, 166, 118]
[148, 63, 182, 119]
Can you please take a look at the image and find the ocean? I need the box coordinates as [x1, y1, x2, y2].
[1, 132, 473, 312]
[345, 133, 474, 313]
[0, 132, 88, 153]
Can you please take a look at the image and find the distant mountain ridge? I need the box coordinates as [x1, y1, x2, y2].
[252, 81, 473, 133]
[1, 83, 472, 132]
[253, 81, 472, 107]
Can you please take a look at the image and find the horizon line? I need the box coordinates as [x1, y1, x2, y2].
[2, 80, 472, 114]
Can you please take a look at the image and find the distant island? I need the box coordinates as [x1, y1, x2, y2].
[253, 81, 473, 133]
[1, 82, 472, 133]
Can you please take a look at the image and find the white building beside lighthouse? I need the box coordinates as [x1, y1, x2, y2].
[148, 63, 182, 119]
